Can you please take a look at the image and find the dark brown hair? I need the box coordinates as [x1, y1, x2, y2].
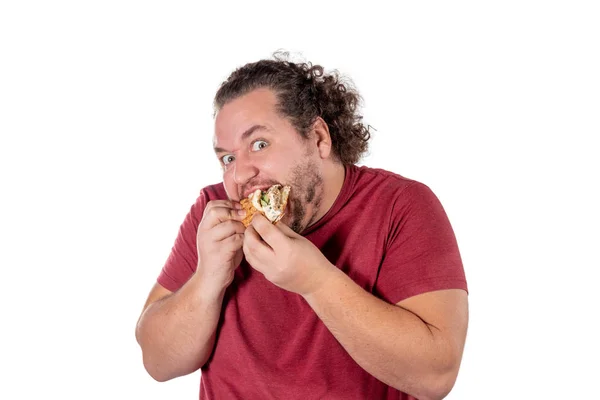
[213, 52, 372, 165]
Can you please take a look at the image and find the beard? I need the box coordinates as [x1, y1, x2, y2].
[234, 149, 325, 234]
[286, 157, 324, 234]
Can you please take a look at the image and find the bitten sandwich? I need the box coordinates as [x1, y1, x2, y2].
[240, 184, 291, 227]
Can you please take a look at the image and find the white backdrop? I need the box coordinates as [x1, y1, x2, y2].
[1, 1, 598, 399]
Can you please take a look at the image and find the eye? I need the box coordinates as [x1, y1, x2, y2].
[252, 140, 269, 152]
[221, 155, 235, 165]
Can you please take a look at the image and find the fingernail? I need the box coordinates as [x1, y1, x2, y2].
[238, 210, 247, 217]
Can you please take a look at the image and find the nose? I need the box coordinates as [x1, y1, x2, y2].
[233, 154, 258, 186]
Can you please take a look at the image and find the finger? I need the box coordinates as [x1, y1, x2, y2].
[201, 203, 247, 230]
[210, 220, 246, 241]
[243, 225, 273, 265]
[205, 199, 243, 210]
[251, 213, 287, 249]
[244, 224, 273, 251]
[274, 219, 298, 238]
[220, 233, 245, 252]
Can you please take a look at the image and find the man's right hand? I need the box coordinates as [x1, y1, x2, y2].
[195, 200, 247, 291]
[136, 199, 246, 381]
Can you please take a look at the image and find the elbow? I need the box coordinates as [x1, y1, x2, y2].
[139, 344, 205, 383]
[409, 379, 453, 400]
[142, 353, 177, 383]
[426, 373, 457, 400]
[136, 330, 165, 381]
[418, 363, 461, 400]
[404, 348, 462, 400]
[137, 335, 176, 382]
[136, 322, 177, 382]
[422, 338, 464, 400]
[145, 367, 173, 383]
[387, 366, 458, 400]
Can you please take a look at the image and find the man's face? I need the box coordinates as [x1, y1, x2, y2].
[213, 88, 324, 233]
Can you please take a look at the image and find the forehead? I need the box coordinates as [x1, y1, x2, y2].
[214, 88, 282, 147]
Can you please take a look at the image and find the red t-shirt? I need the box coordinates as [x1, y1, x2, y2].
[158, 164, 468, 399]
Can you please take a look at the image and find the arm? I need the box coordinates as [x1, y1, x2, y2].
[303, 266, 468, 400]
[244, 213, 468, 400]
[244, 177, 468, 398]
[135, 272, 228, 382]
[136, 199, 246, 382]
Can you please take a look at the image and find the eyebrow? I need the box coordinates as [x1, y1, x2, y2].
[214, 124, 268, 154]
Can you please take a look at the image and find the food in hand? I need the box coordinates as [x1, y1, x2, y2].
[240, 184, 290, 227]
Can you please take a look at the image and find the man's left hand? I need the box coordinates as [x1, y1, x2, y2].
[243, 213, 336, 296]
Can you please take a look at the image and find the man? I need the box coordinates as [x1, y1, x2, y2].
[135, 54, 469, 400]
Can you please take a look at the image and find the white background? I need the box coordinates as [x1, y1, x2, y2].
[1, 1, 598, 399]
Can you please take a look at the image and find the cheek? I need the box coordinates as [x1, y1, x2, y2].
[261, 153, 293, 179]
[256, 155, 276, 172]
[253, 158, 281, 182]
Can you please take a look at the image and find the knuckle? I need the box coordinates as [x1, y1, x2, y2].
[221, 220, 238, 231]
[206, 206, 220, 218]
[229, 236, 244, 251]
[225, 233, 239, 244]
[247, 239, 260, 253]
[204, 200, 219, 212]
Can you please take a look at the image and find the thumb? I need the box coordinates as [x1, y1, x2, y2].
[275, 220, 298, 238]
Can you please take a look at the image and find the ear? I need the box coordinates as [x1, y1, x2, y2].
[311, 117, 333, 159]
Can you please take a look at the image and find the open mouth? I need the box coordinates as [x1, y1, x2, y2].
[240, 184, 291, 226]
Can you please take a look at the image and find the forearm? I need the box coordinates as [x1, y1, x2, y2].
[303, 267, 458, 400]
[136, 272, 225, 382]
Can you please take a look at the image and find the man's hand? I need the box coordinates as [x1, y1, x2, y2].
[243, 213, 336, 295]
[196, 200, 247, 290]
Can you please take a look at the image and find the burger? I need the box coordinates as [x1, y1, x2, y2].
[240, 184, 291, 227]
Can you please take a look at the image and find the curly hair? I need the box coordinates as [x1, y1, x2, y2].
[213, 52, 371, 165]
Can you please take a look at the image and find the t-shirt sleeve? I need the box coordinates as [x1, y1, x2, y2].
[375, 182, 468, 304]
[156, 191, 206, 292]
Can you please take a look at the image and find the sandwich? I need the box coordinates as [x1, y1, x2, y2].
[240, 184, 291, 227]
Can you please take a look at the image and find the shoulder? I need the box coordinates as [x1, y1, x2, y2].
[350, 165, 435, 204]
[348, 165, 451, 230]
